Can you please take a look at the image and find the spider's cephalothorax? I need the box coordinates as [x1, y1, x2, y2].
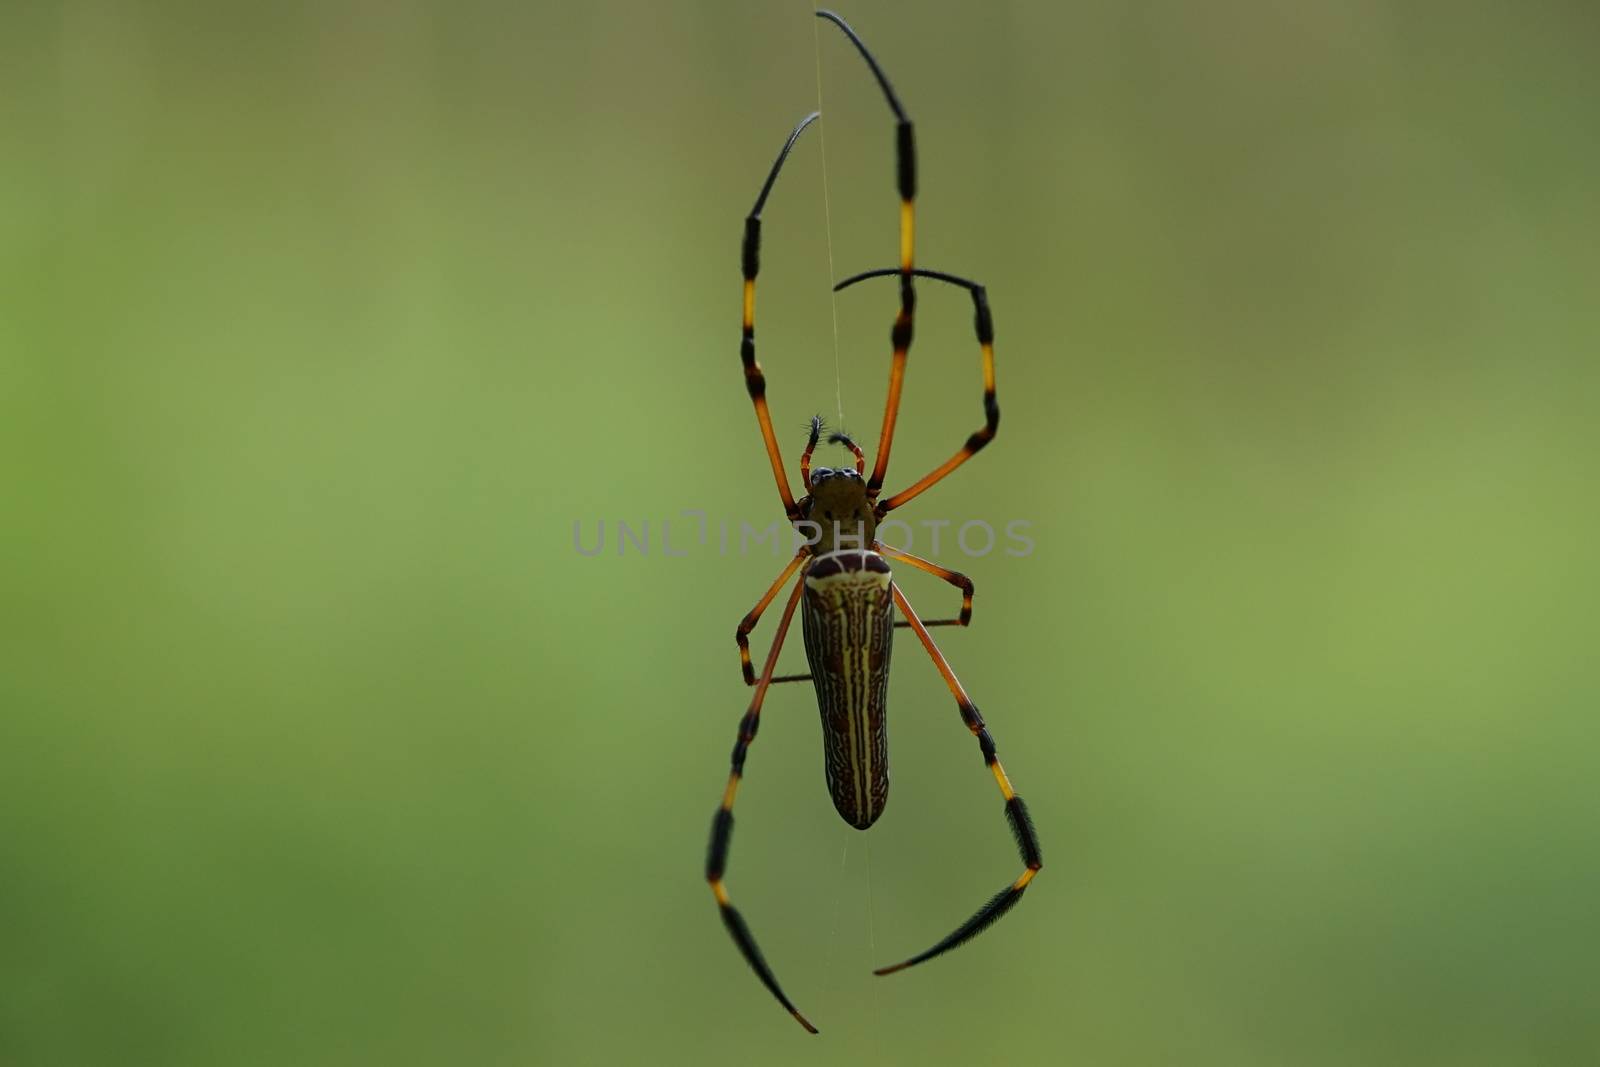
[800, 468, 877, 554]
[705, 9, 1041, 1035]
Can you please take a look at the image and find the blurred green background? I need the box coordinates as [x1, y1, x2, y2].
[3, 1, 1597, 1063]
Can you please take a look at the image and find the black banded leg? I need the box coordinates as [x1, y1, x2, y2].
[872, 540, 975, 628]
[741, 113, 820, 522]
[735, 548, 813, 686]
[815, 10, 917, 499]
[876, 584, 1042, 976]
[706, 571, 819, 1034]
[835, 268, 998, 515]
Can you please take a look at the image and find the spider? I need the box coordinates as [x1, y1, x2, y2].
[705, 10, 1042, 1034]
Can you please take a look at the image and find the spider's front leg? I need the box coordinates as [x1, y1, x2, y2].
[737, 112, 818, 522]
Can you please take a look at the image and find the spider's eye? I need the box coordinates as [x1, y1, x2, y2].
[811, 467, 835, 482]
[839, 468, 860, 479]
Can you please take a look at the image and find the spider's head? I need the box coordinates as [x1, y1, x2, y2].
[803, 467, 876, 554]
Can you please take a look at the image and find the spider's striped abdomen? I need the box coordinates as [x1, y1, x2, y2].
[801, 550, 894, 830]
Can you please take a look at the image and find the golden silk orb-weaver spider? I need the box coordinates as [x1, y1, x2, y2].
[704, 10, 1042, 1034]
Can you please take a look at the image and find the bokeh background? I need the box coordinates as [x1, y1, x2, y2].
[3, 1, 1597, 1063]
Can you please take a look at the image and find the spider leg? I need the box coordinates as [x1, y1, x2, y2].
[706, 570, 818, 1033]
[874, 583, 1042, 976]
[740, 113, 820, 521]
[872, 540, 975, 628]
[734, 549, 813, 686]
[835, 268, 998, 515]
[816, 10, 918, 500]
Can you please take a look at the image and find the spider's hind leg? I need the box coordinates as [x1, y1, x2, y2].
[706, 572, 820, 1033]
[873, 583, 1042, 975]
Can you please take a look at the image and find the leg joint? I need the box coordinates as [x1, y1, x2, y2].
[891, 316, 913, 351]
[958, 700, 985, 732]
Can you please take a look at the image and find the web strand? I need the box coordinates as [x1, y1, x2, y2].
[866, 835, 883, 1047]
[812, 5, 845, 428]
